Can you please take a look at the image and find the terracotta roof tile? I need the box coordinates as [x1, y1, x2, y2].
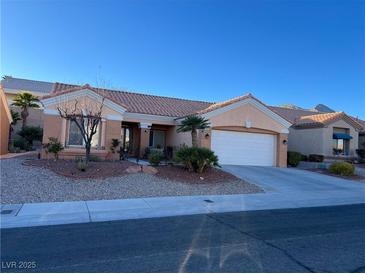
[47, 83, 213, 117]
[293, 112, 364, 130]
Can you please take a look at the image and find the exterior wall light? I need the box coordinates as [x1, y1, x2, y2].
[283, 139, 288, 145]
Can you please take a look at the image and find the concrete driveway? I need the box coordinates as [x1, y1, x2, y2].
[223, 165, 365, 197]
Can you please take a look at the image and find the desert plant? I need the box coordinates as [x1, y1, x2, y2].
[174, 146, 219, 173]
[75, 157, 88, 171]
[10, 109, 21, 126]
[287, 151, 302, 167]
[43, 137, 64, 160]
[148, 151, 164, 166]
[11, 92, 40, 129]
[329, 162, 355, 176]
[309, 154, 324, 162]
[18, 126, 43, 145]
[177, 115, 210, 147]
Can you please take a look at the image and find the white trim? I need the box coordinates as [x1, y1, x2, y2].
[41, 89, 127, 115]
[280, 129, 289, 134]
[123, 112, 176, 125]
[201, 97, 292, 129]
[44, 108, 59, 115]
[106, 114, 124, 121]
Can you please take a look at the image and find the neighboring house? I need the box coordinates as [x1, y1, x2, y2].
[40, 83, 291, 167]
[1, 76, 51, 132]
[0, 87, 12, 155]
[270, 106, 364, 158]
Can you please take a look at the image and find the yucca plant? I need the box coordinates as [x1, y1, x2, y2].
[11, 92, 40, 129]
[177, 115, 210, 147]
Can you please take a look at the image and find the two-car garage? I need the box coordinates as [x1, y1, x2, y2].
[211, 130, 277, 166]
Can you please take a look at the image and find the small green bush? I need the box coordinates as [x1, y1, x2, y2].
[329, 162, 355, 176]
[174, 146, 219, 173]
[309, 154, 324, 162]
[287, 151, 302, 167]
[13, 136, 30, 151]
[148, 151, 163, 166]
[76, 158, 88, 171]
[43, 137, 64, 160]
[301, 154, 308, 161]
[18, 126, 43, 145]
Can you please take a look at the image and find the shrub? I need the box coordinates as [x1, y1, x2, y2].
[75, 157, 88, 171]
[13, 136, 30, 151]
[301, 154, 308, 161]
[148, 151, 163, 166]
[43, 137, 64, 160]
[309, 154, 324, 162]
[18, 126, 43, 145]
[174, 146, 219, 173]
[329, 162, 355, 176]
[356, 149, 365, 160]
[287, 151, 302, 167]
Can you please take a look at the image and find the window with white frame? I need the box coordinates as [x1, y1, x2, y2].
[67, 120, 101, 148]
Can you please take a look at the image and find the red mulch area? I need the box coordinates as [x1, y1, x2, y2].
[307, 168, 365, 181]
[23, 159, 137, 179]
[155, 165, 240, 184]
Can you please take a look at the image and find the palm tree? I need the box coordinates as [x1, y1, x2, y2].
[177, 115, 210, 147]
[11, 92, 40, 129]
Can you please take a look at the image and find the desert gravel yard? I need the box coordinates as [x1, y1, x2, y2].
[0, 156, 262, 204]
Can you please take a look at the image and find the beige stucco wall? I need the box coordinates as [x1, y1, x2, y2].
[288, 119, 360, 157]
[46, 95, 123, 117]
[208, 103, 288, 133]
[288, 127, 325, 155]
[0, 90, 11, 155]
[166, 127, 192, 147]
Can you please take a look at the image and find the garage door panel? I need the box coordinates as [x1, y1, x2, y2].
[211, 130, 276, 166]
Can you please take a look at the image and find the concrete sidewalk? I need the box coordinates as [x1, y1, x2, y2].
[2, 190, 365, 229]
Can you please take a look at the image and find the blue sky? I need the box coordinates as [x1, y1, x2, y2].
[1, 0, 364, 117]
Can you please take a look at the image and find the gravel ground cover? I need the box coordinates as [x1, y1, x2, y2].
[0, 156, 263, 204]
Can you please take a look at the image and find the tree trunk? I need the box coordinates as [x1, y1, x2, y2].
[85, 144, 91, 164]
[191, 129, 198, 147]
[21, 107, 28, 129]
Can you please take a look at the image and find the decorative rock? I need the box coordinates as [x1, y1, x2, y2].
[142, 166, 158, 175]
[125, 165, 142, 174]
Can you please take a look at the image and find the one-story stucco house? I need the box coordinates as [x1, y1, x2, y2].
[2, 76, 364, 164]
[270, 107, 364, 158]
[40, 83, 291, 167]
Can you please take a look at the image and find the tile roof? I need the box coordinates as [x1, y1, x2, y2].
[1, 76, 54, 94]
[293, 112, 364, 130]
[48, 82, 213, 117]
[196, 94, 253, 115]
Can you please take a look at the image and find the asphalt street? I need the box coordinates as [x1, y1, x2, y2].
[2, 204, 365, 272]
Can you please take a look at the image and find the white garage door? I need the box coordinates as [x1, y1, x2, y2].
[211, 130, 276, 166]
